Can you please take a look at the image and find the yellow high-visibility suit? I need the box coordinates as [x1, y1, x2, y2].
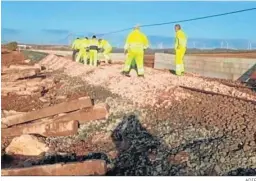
[89, 38, 99, 66]
[175, 29, 187, 75]
[123, 29, 149, 76]
[76, 38, 89, 64]
[71, 38, 81, 61]
[99, 39, 112, 63]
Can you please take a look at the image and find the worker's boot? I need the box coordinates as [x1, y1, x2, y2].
[108, 59, 112, 64]
[121, 71, 130, 77]
[138, 74, 144, 78]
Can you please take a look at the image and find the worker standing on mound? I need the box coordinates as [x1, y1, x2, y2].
[71, 38, 81, 61]
[99, 39, 112, 64]
[76, 37, 89, 64]
[174, 24, 187, 76]
[89, 35, 99, 66]
[122, 25, 149, 77]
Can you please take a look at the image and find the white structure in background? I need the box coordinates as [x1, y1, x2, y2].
[220, 41, 229, 49]
[157, 42, 163, 49]
[247, 41, 252, 50]
[192, 41, 196, 48]
[17, 44, 32, 52]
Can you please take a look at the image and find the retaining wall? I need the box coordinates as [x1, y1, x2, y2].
[32, 49, 256, 81]
[154, 53, 256, 81]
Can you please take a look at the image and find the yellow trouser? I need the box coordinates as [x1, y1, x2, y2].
[175, 48, 186, 75]
[76, 49, 85, 63]
[89, 50, 98, 66]
[123, 50, 144, 76]
[82, 51, 89, 64]
[103, 48, 111, 61]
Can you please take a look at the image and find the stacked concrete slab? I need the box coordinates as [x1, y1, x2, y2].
[154, 53, 256, 81]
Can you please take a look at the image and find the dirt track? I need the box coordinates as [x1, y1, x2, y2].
[1, 50, 256, 176]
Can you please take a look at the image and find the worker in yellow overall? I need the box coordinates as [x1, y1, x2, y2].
[98, 39, 112, 64]
[71, 38, 81, 61]
[75, 37, 89, 64]
[88, 35, 99, 66]
[122, 25, 149, 77]
[174, 24, 187, 76]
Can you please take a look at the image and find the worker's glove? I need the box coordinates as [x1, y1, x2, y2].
[124, 49, 128, 54]
[100, 48, 104, 53]
[86, 47, 89, 51]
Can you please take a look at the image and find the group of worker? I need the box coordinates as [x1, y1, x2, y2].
[71, 24, 187, 77]
[71, 36, 112, 66]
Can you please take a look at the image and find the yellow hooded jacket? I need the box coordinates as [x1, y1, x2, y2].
[124, 29, 149, 52]
[79, 38, 89, 50]
[71, 39, 81, 50]
[175, 30, 187, 50]
[99, 39, 112, 51]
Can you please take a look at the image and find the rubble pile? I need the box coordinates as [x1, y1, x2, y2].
[2, 52, 256, 176]
[1, 51, 109, 176]
[39, 54, 256, 108]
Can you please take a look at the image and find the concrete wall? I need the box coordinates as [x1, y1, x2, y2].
[31, 49, 256, 81]
[154, 53, 256, 81]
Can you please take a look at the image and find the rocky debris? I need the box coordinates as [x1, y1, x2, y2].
[39, 97, 48, 103]
[1, 69, 39, 82]
[5, 134, 49, 156]
[1, 64, 50, 97]
[2, 96, 92, 127]
[2, 123, 8, 129]
[2, 52, 256, 176]
[24, 59, 31, 63]
[56, 95, 67, 100]
[168, 151, 190, 165]
[91, 132, 113, 145]
[8, 64, 41, 71]
[2, 110, 24, 118]
[39, 54, 256, 108]
[1, 159, 107, 176]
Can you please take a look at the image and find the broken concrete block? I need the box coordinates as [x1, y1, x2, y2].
[8, 65, 32, 69]
[55, 103, 109, 124]
[39, 97, 48, 103]
[1, 159, 107, 176]
[1, 70, 38, 81]
[41, 120, 79, 137]
[2, 120, 78, 137]
[15, 91, 33, 96]
[5, 134, 49, 156]
[2, 96, 92, 127]
[2, 123, 8, 129]
[24, 59, 31, 63]
[1, 87, 22, 93]
[25, 86, 41, 92]
[1, 110, 24, 118]
[56, 95, 67, 100]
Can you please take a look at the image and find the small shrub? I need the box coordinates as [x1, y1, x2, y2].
[6, 42, 18, 51]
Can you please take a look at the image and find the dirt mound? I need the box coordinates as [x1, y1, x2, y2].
[1, 50, 25, 67]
